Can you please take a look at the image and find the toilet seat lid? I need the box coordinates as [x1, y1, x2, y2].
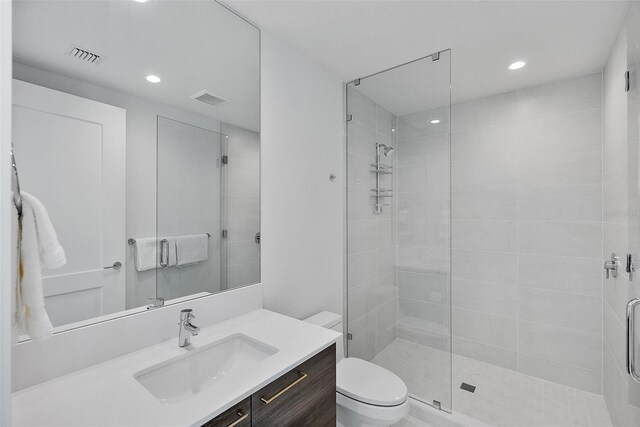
[336, 357, 408, 407]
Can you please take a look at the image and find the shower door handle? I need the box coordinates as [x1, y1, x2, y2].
[627, 298, 640, 384]
[159, 239, 169, 268]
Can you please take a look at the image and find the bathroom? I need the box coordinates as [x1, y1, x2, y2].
[1, 0, 640, 426]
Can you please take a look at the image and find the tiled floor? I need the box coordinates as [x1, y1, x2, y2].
[374, 339, 613, 427]
[393, 415, 431, 427]
[374, 338, 452, 409]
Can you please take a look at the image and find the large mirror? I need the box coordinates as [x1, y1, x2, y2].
[11, 0, 260, 339]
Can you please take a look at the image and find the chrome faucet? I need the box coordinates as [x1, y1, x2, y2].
[178, 309, 200, 347]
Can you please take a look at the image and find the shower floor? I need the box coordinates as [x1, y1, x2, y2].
[374, 339, 612, 427]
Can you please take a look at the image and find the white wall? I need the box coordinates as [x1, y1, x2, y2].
[260, 32, 344, 319]
[0, 1, 12, 423]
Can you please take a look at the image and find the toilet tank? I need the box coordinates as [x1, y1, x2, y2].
[303, 311, 344, 360]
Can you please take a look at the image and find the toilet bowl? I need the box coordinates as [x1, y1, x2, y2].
[304, 312, 409, 427]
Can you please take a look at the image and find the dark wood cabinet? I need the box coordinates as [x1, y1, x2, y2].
[252, 344, 336, 427]
[201, 344, 336, 427]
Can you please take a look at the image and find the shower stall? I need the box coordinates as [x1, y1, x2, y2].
[346, 20, 640, 423]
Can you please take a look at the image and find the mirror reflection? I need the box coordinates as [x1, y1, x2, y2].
[11, 0, 260, 339]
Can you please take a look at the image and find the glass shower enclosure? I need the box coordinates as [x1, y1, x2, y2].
[155, 116, 228, 301]
[345, 50, 452, 411]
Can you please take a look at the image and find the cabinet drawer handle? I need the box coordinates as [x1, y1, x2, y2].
[260, 371, 308, 404]
[227, 410, 248, 427]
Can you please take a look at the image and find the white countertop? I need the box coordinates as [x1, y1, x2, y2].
[12, 309, 341, 427]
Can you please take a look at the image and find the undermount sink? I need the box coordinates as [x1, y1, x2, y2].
[134, 334, 278, 404]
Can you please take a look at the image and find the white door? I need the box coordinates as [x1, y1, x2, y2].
[12, 79, 126, 327]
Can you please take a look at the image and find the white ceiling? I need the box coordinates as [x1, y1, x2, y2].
[352, 51, 451, 116]
[227, 0, 629, 113]
[13, 0, 260, 131]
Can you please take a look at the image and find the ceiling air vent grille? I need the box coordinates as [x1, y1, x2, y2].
[66, 45, 102, 64]
[191, 90, 230, 107]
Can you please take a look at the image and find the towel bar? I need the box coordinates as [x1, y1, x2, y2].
[128, 233, 211, 245]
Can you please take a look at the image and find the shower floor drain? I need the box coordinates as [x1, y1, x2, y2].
[460, 382, 476, 393]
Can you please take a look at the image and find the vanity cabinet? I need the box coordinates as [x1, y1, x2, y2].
[252, 344, 336, 426]
[202, 344, 336, 427]
[203, 398, 251, 427]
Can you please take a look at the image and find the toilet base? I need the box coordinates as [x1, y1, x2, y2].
[336, 393, 410, 427]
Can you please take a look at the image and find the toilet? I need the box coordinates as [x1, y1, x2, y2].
[304, 312, 410, 427]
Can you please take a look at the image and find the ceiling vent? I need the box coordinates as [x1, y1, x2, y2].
[190, 90, 230, 107]
[66, 45, 102, 64]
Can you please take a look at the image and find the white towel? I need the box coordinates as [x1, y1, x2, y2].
[15, 192, 64, 341]
[11, 202, 20, 343]
[164, 238, 178, 268]
[133, 237, 178, 271]
[176, 234, 209, 266]
[21, 192, 66, 269]
[133, 237, 157, 272]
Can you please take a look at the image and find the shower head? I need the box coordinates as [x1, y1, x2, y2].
[378, 143, 395, 157]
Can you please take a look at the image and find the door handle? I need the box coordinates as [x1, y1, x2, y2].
[103, 261, 122, 270]
[626, 298, 640, 384]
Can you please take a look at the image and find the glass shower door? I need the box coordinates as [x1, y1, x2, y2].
[345, 50, 452, 411]
[156, 116, 225, 302]
[627, 1, 640, 423]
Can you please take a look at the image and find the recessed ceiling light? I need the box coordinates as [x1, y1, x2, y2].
[134, 0, 148, 3]
[146, 74, 161, 83]
[508, 61, 526, 70]
[430, 119, 440, 124]
[391, 128, 396, 132]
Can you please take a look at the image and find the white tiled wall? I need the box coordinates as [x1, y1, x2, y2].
[396, 73, 605, 394]
[395, 105, 451, 354]
[221, 123, 261, 289]
[602, 3, 640, 425]
[346, 88, 398, 360]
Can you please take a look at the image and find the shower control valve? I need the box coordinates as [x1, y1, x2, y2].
[604, 253, 620, 279]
